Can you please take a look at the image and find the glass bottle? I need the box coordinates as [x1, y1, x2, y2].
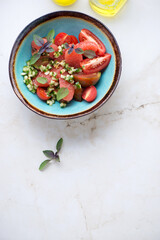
[89, 0, 127, 16]
[52, 0, 77, 6]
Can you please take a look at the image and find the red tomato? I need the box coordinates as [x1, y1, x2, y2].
[79, 29, 106, 56]
[65, 48, 83, 68]
[73, 72, 101, 87]
[75, 41, 98, 53]
[34, 72, 52, 87]
[70, 35, 78, 44]
[82, 86, 97, 102]
[37, 87, 51, 101]
[59, 78, 75, 102]
[80, 53, 111, 74]
[55, 32, 72, 46]
[49, 44, 58, 59]
[31, 38, 47, 51]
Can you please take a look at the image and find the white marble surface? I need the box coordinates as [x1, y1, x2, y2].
[1, 0, 160, 239]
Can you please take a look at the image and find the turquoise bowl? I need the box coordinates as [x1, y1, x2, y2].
[9, 11, 121, 119]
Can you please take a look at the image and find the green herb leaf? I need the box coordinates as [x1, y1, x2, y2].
[56, 138, 63, 153]
[75, 48, 84, 54]
[33, 34, 44, 46]
[57, 88, 69, 101]
[43, 150, 54, 159]
[55, 155, 60, 162]
[29, 53, 41, 65]
[63, 43, 69, 49]
[46, 47, 55, 53]
[39, 160, 51, 171]
[83, 50, 96, 59]
[37, 77, 48, 84]
[47, 29, 55, 43]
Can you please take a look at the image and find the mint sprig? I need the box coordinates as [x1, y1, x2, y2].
[39, 138, 63, 171]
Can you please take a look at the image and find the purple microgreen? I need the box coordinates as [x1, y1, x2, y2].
[37, 77, 48, 84]
[57, 88, 69, 101]
[43, 150, 55, 159]
[56, 138, 63, 153]
[75, 48, 84, 54]
[46, 29, 55, 43]
[55, 155, 60, 162]
[46, 47, 55, 53]
[63, 43, 70, 49]
[33, 34, 44, 47]
[39, 42, 52, 54]
[83, 50, 96, 59]
[29, 53, 41, 65]
[39, 138, 64, 171]
[39, 160, 51, 171]
[68, 44, 74, 54]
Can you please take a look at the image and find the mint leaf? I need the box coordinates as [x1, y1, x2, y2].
[47, 29, 55, 43]
[75, 48, 84, 54]
[56, 138, 63, 153]
[37, 77, 48, 84]
[39, 160, 51, 171]
[43, 150, 54, 159]
[33, 34, 44, 46]
[83, 50, 96, 59]
[29, 53, 41, 65]
[57, 88, 69, 101]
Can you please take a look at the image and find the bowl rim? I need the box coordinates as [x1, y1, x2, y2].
[9, 11, 122, 120]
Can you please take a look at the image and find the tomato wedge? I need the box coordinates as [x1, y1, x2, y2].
[55, 32, 72, 46]
[79, 29, 106, 56]
[65, 48, 83, 68]
[82, 86, 97, 102]
[48, 43, 58, 59]
[34, 72, 51, 87]
[59, 78, 75, 102]
[75, 41, 98, 53]
[80, 53, 111, 74]
[37, 87, 51, 101]
[70, 35, 78, 44]
[73, 72, 101, 87]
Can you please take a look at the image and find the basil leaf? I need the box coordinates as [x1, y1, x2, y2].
[83, 50, 96, 59]
[37, 77, 48, 84]
[63, 43, 69, 49]
[39, 42, 52, 54]
[33, 34, 44, 46]
[43, 150, 55, 159]
[75, 48, 84, 54]
[46, 47, 55, 53]
[57, 88, 69, 101]
[68, 45, 74, 54]
[46, 29, 55, 43]
[29, 53, 41, 65]
[56, 138, 63, 153]
[39, 160, 51, 171]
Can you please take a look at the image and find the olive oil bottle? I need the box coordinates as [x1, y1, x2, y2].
[89, 0, 127, 16]
[52, 0, 77, 6]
